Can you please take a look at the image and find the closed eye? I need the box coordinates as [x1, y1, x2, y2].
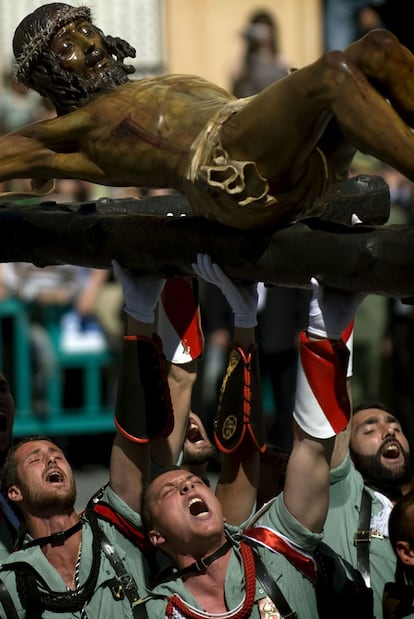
[160, 485, 177, 499]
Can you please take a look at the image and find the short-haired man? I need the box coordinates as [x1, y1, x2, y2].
[137, 258, 368, 618]
[0, 265, 180, 617]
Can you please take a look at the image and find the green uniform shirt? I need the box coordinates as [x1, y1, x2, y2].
[324, 452, 396, 619]
[146, 493, 323, 618]
[0, 485, 151, 618]
[0, 519, 14, 564]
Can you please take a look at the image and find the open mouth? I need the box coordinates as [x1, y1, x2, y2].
[381, 441, 401, 460]
[187, 422, 204, 444]
[188, 497, 209, 517]
[46, 470, 64, 483]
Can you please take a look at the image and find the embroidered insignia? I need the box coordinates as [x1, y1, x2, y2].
[222, 414, 237, 439]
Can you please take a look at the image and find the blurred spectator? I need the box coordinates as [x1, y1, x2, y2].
[0, 68, 48, 135]
[357, 1, 414, 53]
[230, 8, 289, 98]
[325, 1, 414, 54]
[324, 0, 383, 50]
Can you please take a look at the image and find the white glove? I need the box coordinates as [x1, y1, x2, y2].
[307, 277, 365, 340]
[112, 260, 165, 324]
[192, 253, 258, 328]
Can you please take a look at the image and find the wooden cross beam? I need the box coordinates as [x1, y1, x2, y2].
[0, 174, 412, 299]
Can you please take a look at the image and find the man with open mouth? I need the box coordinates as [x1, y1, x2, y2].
[323, 391, 412, 618]
[138, 255, 369, 618]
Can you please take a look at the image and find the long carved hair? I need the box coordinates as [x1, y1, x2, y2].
[13, 3, 136, 115]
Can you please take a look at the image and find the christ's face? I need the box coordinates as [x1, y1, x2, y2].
[51, 19, 116, 78]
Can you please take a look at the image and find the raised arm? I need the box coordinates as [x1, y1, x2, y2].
[283, 279, 365, 532]
[109, 261, 170, 513]
[151, 277, 203, 467]
[192, 254, 262, 525]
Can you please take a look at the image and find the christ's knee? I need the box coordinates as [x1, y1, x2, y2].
[345, 28, 404, 74]
[312, 50, 357, 101]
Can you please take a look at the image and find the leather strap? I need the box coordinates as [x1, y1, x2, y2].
[153, 540, 232, 585]
[253, 551, 299, 618]
[22, 519, 82, 549]
[100, 531, 149, 619]
[0, 578, 18, 619]
[354, 488, 372, 588]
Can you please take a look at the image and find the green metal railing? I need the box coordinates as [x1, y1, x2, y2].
[0, 300, 116, 437]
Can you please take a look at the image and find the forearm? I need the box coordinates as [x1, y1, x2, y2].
[330, 377, 352, 469]
[76, 268, 109, 315]
[110, 433, 150, 513]
[151, 359, 198, 467]
[284, 422, 334, 533]
[110, 315, 152, 509]
[216, 436, 259, 525]
[215, 325, 262, 522]
[285, 329, 351, 532]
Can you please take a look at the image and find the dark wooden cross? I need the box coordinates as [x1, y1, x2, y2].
[0, 174, 412, 300]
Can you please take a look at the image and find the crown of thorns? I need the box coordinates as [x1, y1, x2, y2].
[14, 5, 91, 83]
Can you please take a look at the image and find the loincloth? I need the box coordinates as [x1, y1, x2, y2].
[183, 99, 331, 230]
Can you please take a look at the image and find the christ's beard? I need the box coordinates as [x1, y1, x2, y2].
[79, 61, 130, 100]
[48, 59, 131, 115]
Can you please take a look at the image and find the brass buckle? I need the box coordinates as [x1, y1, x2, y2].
[353, 530, 371, 545]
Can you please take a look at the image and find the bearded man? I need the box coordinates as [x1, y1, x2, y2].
[324, 399, 412, 619]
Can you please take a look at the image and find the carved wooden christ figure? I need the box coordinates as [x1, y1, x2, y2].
[2, 2, 414, 233]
